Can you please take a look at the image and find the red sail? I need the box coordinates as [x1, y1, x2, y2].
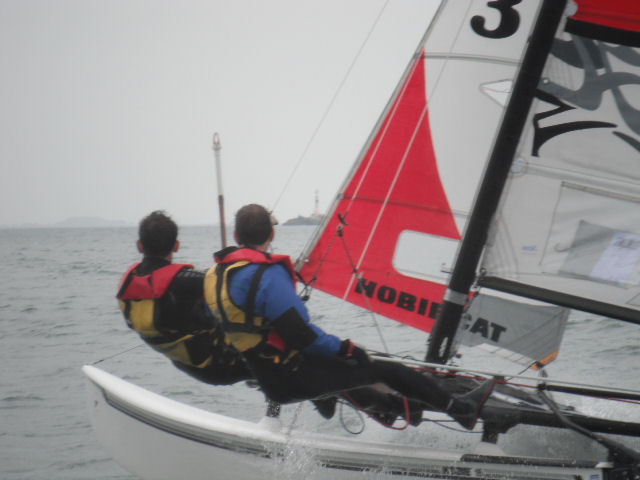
[298, 53, 459, 333]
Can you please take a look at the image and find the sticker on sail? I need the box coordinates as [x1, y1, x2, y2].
[480, 79, 512, 106]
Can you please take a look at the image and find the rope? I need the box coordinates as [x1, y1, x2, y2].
[372, 351, 640, 407]
[337, 231, 390, 353]
[341, 393, 411, 431]
[284, 402, 305, 437]
[295, 49, 427, 353]
[271, 0, 392, 213]
[91, 343, 144, 365]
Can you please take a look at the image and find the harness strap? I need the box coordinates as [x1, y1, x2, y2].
[245, 264, 269, 328]
[215, 263, 231, 326]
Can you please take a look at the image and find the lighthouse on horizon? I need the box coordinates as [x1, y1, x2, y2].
[282, 190, 325, 226]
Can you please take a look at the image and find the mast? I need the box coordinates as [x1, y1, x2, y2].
[212, 133, 227, 248]
[426, 0, 569, 364]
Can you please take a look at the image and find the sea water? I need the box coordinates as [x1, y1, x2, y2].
[1, 225, 639, 479]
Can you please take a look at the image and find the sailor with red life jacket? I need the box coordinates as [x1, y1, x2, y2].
[204, 204, 497, 430]
[117, 210, 252, 385]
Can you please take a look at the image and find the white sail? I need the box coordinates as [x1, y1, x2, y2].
[460, 293, 569, 367]
[478, 1, 640, 324]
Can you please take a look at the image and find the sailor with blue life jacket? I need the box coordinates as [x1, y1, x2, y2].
[204, 203, 497, 429]
[117, 210, 253, 385]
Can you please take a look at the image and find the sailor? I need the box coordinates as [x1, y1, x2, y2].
[204, 203, 496, 429]
[117, 210, 253, 385]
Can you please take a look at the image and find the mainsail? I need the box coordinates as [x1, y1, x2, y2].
[479, 0, 640, 323]
[297, 0, 541, 333]
[428, 0, 640, 363]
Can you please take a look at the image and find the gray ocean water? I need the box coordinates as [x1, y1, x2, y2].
[1, 225, 639, 479]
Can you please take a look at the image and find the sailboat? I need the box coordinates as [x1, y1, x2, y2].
[83, 0, 640, 478]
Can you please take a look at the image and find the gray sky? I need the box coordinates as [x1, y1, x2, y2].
[0, 0, 436, 226]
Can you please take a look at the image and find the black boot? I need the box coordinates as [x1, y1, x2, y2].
[312, 396, 338, 419]
[382, 395, 426, 427]
[404, 398, 426, 426]
[446, 378, 496, 430]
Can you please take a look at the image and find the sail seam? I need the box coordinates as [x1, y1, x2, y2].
[426, 52, 520, 66]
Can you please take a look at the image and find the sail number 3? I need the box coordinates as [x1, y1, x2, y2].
[472, 0, 521, 39]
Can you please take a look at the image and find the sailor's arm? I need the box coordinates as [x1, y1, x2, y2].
[261, 265, 342, 355]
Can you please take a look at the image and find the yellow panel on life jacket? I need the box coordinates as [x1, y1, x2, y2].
[120, 299, 157, 336]
[204, 261, 264, 352]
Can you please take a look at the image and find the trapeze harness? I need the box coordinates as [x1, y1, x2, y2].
[203, 248, 297, 363]
[117, 262, 218, 368]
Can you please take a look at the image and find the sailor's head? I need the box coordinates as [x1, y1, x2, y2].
[234, 204, 277, 249]
[137, 210, 179, 258]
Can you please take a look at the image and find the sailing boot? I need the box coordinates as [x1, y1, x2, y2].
[446, 378, 497, 430]
[311, 396, 338, 419]
[403, 397, 427, 426]
[381, 394, 427, 427]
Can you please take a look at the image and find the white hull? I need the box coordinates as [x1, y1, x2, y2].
[83, 365, 613, 480]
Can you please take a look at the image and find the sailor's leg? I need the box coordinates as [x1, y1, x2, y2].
[371, 359, 496, 429]
[342, 386, 427, 426]
[445, 378, 497, 429]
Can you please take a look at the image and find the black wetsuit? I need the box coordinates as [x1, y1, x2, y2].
[206, 249, 452, 415]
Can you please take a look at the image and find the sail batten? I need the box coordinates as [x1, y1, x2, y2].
[426, 53, 521, 66]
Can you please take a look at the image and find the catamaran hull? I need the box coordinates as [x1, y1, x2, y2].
[83, 365, 615, 480]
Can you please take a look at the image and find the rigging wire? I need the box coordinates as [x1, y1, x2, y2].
[370, 351, 640, 406]
[270, 0, 392, 214]
[423, 0, 475, 106]
[91, 343, 144, 365]
[298, 50, 425, 353]
[336, 227, 390, 353]
[331, 2, 478, 346]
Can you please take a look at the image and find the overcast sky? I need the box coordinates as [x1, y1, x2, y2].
[0, 0, 437, 226]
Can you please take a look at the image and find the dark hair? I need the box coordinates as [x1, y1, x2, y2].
[235, 204, 272, 247]
[138, 210, 178, 257]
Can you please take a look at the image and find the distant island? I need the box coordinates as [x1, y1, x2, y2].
[53, 216, 130, 228]
[0, 216, 130, 229]
[282, 214, 324, 226]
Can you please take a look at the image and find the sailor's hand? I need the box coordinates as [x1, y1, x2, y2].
[339, 339, 371, 367]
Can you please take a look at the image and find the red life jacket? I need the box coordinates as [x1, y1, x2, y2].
[117, 262, 208, 366]
[117, 262, 194, 300]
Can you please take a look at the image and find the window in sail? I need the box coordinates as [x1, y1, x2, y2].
[560, 220, 640, 287]
[393, 229, 459, 282]
[540, 182, 640, 288]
